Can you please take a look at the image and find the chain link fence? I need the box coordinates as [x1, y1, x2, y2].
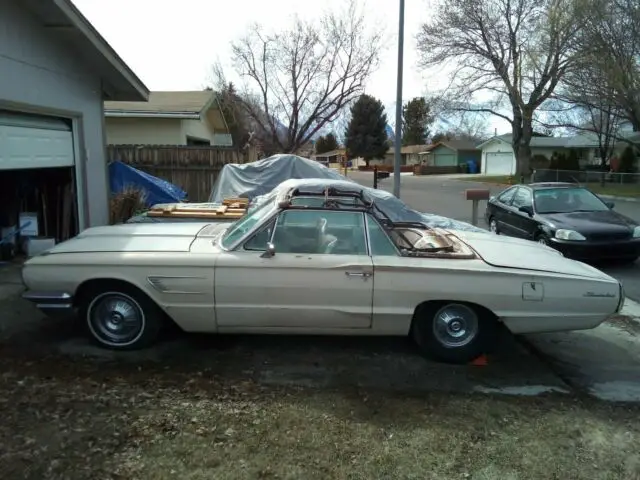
[531, 169, 640, 197]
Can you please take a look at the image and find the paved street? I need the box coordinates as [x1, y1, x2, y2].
[348, 171, 640, 301]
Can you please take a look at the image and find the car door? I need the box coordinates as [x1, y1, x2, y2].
[509, 187, 537, 239]
[214, 209, 374, 329]
[491, 186, 518, 235]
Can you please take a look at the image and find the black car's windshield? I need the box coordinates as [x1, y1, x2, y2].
[533, 187, 610, 214]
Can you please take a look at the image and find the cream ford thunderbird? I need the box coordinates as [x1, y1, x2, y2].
[21, 179, 624, 364]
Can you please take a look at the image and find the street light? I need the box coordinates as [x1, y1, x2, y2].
[393, 0, 405, 198]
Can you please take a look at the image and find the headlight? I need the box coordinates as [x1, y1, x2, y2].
[633, 226, 640, 238]
[555, 229, 586, 241]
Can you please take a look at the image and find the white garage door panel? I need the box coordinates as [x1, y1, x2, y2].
[0, 125, 74, 170]
[485, 152, 514, 175]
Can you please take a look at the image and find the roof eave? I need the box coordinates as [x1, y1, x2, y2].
[53, 0, 149, 102]
[104, 111, 201, 119]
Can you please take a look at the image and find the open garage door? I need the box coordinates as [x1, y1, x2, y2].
[485, 152, 514, 175]
[0, 111, 74, 170]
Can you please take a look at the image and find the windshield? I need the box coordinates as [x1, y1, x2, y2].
[533, 187, 609, 214]
[220, 192, 278, 249]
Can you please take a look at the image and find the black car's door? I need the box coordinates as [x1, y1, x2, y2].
[509, 187, 538, 239]
[491, 186, 518, 235]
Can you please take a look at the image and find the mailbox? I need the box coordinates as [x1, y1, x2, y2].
[465, 189, 491, 201]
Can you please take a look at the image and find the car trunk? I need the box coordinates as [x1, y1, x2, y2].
[455, 231, 616, 281]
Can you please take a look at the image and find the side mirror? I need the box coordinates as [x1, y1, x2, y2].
[260, 242, 276, 258]
[519, 205, 534, 217]
[605, 201, 615, 209]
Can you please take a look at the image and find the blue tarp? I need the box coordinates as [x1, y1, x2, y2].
[109, 160, 187, 207]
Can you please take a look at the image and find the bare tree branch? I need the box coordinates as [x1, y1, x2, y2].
[221, 0, 384, 154]
[417, 0, 589, 177]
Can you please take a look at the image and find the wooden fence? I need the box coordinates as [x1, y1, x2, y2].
[107, 145, 258, 202]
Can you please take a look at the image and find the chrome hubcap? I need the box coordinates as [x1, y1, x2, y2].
[538, 238, 547, 245]
[490, 220, 498, 234]
[88, 293, 144, 346]
[432, 304, 479, 348]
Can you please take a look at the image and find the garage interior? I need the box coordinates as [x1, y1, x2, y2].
[0, 109, 79, 262]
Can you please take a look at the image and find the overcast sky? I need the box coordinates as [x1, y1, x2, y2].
[72, 0, 509, 134]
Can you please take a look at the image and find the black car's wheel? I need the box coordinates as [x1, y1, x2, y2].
[488, 217, 500, 235]
[411, 302, 498, 364]
[81, 283, 163, 350]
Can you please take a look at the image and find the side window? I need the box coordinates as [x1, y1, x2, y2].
[365, 215, 398, 256]
[272, 210, 367, 255]
[497, 187, 517, 205]
[243, 218, 276, 251]
[511, 188, 533, 208]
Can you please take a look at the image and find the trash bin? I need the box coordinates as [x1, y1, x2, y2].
[466, 160, 478, 174]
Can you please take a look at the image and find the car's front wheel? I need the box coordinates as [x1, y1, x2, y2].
[81, 284, 162, 350]
[411, 302, 497, 364]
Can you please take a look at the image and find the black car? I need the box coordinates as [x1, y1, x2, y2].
[484, 182, 640, 264]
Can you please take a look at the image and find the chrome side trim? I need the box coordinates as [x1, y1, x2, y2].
[22, 291, 75, 317]
[22, 291, 73, 302]
[146, 276, 206, 295]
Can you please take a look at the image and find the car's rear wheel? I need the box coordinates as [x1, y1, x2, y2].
[488, 217, 500, 235]
[81, 284, 162, 350]
[411, 302, 497, 364]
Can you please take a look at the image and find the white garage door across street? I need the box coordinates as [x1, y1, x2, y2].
[485, 152, 514, 175]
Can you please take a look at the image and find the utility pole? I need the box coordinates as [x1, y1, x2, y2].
[393, 0, 405, 198]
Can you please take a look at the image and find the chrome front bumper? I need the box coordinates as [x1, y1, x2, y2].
[22, 291, 75, 317]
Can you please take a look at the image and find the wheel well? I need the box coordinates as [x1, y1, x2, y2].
[411, 300, 498, 329]
[74, 278, 181, 331]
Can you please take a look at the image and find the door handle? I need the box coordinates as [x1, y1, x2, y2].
[345, 271, 372, 278]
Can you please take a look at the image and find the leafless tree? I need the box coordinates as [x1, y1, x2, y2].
[555, 0, 640, 132]
[417, 0, 589, 178]
[218, 1, 383, 155]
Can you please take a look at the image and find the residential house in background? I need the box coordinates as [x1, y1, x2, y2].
[424, 139, 482, 169]
[477, 132, 640, 175]
[104, 91, 233, 146]
[313, 148, 346, 165]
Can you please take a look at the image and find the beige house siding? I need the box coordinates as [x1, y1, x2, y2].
[105, 117, 183, 144]
[181, 117, 213, 143]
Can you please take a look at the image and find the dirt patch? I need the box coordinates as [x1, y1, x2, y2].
[0, 353, 639, 480]
[607, 315, 640, 336]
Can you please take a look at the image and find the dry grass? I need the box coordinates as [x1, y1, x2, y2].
[1, 354, 640, 480]
[109, 186, 148, 225]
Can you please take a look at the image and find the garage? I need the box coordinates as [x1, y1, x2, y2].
[0, 0, 148, 262]
[485, 152, 515, 175]
[0, 110, 79, 257]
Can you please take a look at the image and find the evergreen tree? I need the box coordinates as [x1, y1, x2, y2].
[344, 94, 389, 166]
[402, 97, 434, 145]
[316, 133, 339, 154]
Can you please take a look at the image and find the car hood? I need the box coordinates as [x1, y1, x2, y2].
[538, 210, 637, 235]
[38, 223, 212, 255]
[453, 231, 615, 280]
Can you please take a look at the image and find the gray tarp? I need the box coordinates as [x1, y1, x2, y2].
[208, 154, 346, 203]
[131, 154, 485, 233]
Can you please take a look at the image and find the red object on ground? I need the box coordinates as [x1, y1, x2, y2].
[470, 355, 488, 366]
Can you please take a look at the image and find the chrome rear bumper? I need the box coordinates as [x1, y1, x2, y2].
[22, 291, 75, 317]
